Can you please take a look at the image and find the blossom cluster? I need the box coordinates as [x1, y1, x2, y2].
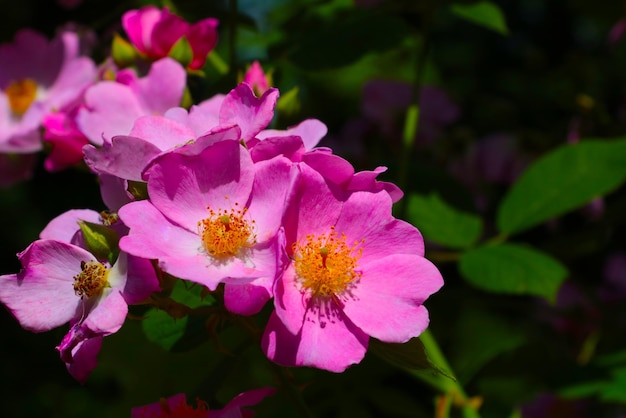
[0, 3, 443, 391]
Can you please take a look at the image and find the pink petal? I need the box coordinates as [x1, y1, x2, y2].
[282, 164, 343, 249]
[262, 307, 368, 372]
[83, 136, 162, 181]
[214, 387, 276, 418]
[246, 155, 292, 242]
[39, 208, 100, 243]
[224, 282, 271, 316]
[82, 289, 128, 335]
[135, 57, 186, 115]
[123, 254, 160, 304]
[118, 200, 200, 260]
[146, 139, 254, 232]
[219, 83, 279, 141]
[122, 6, 161, 55]
[301, 149, 355, 185]
[77, 81, 146, 144]
[187, 17, 219, 70]
[342, 254, 443, 342]
[334, 189, 424, 260]
[249, 134, 305, 163]
[151, 9, 189, 56]
[257, 118, 327, 151]
[64, 335, 103, 384]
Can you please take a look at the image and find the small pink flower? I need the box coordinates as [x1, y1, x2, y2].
[122, 6, 218, 70]
[262, 164, 443, 372]
[0, 210, 159, 382]
[131, 387, 275, 418]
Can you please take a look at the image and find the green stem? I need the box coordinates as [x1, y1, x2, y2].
[395, 3, 435, 219]
[415, 330, 484, 418]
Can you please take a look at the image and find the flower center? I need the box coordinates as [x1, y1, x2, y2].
[293, 227, 363, 298]
[5, 78, 37, 115]
[198, 203, 256, 259]
[73, 260, 110, 299]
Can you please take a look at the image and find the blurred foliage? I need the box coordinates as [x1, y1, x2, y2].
[1, 0, 626, 417]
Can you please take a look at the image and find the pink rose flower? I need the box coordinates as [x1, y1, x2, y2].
[119, 137, 292, 315]
[122, 6, 218, 70]
[0, 210, 159, 382]
[262, 164, 443, 372]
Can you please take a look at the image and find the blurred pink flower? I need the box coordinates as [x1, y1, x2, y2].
[122, 6, 218, 70]
[0, 29, 96, 155]
[77, 57, 186, 146]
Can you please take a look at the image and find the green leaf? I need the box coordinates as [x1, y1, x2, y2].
[450, 1, 509, 35]
[78, 221, 119, 264]
[600, 367, 626, 403]
[459, 243, 568, 301]
[406, 193, 483, 249]
[370, 337, 439, 372]
[287, 14, 408, 70]
[497, 139, 626, 235]
[142, 280, 215, 352]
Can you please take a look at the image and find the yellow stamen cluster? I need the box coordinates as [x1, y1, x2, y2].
[294, 226, 363, 298]
[5, 78, 37, 115]
[198, 203, 256, 259]
[73, 260, 110, 299]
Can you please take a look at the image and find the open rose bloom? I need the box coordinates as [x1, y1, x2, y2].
[262, 164, 443, 371]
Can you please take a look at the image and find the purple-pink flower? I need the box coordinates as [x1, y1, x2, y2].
[131, 387, 275, 418]
[262, 164, 443, 372]
[119, 137, 292, 315]
[122, 6, 218, 70]
[0, 209, 159, 382]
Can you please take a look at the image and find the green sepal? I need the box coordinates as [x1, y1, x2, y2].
[78, 221, 120, 264]
[168, 36, 194, 69]
[111, 33, 137, 68]
[127, 180, 149, 201]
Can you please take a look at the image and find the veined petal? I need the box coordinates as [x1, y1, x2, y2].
[262, 307, 368, 372]
[342, 254, 443, 343]
[0, 240, 90, 332]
